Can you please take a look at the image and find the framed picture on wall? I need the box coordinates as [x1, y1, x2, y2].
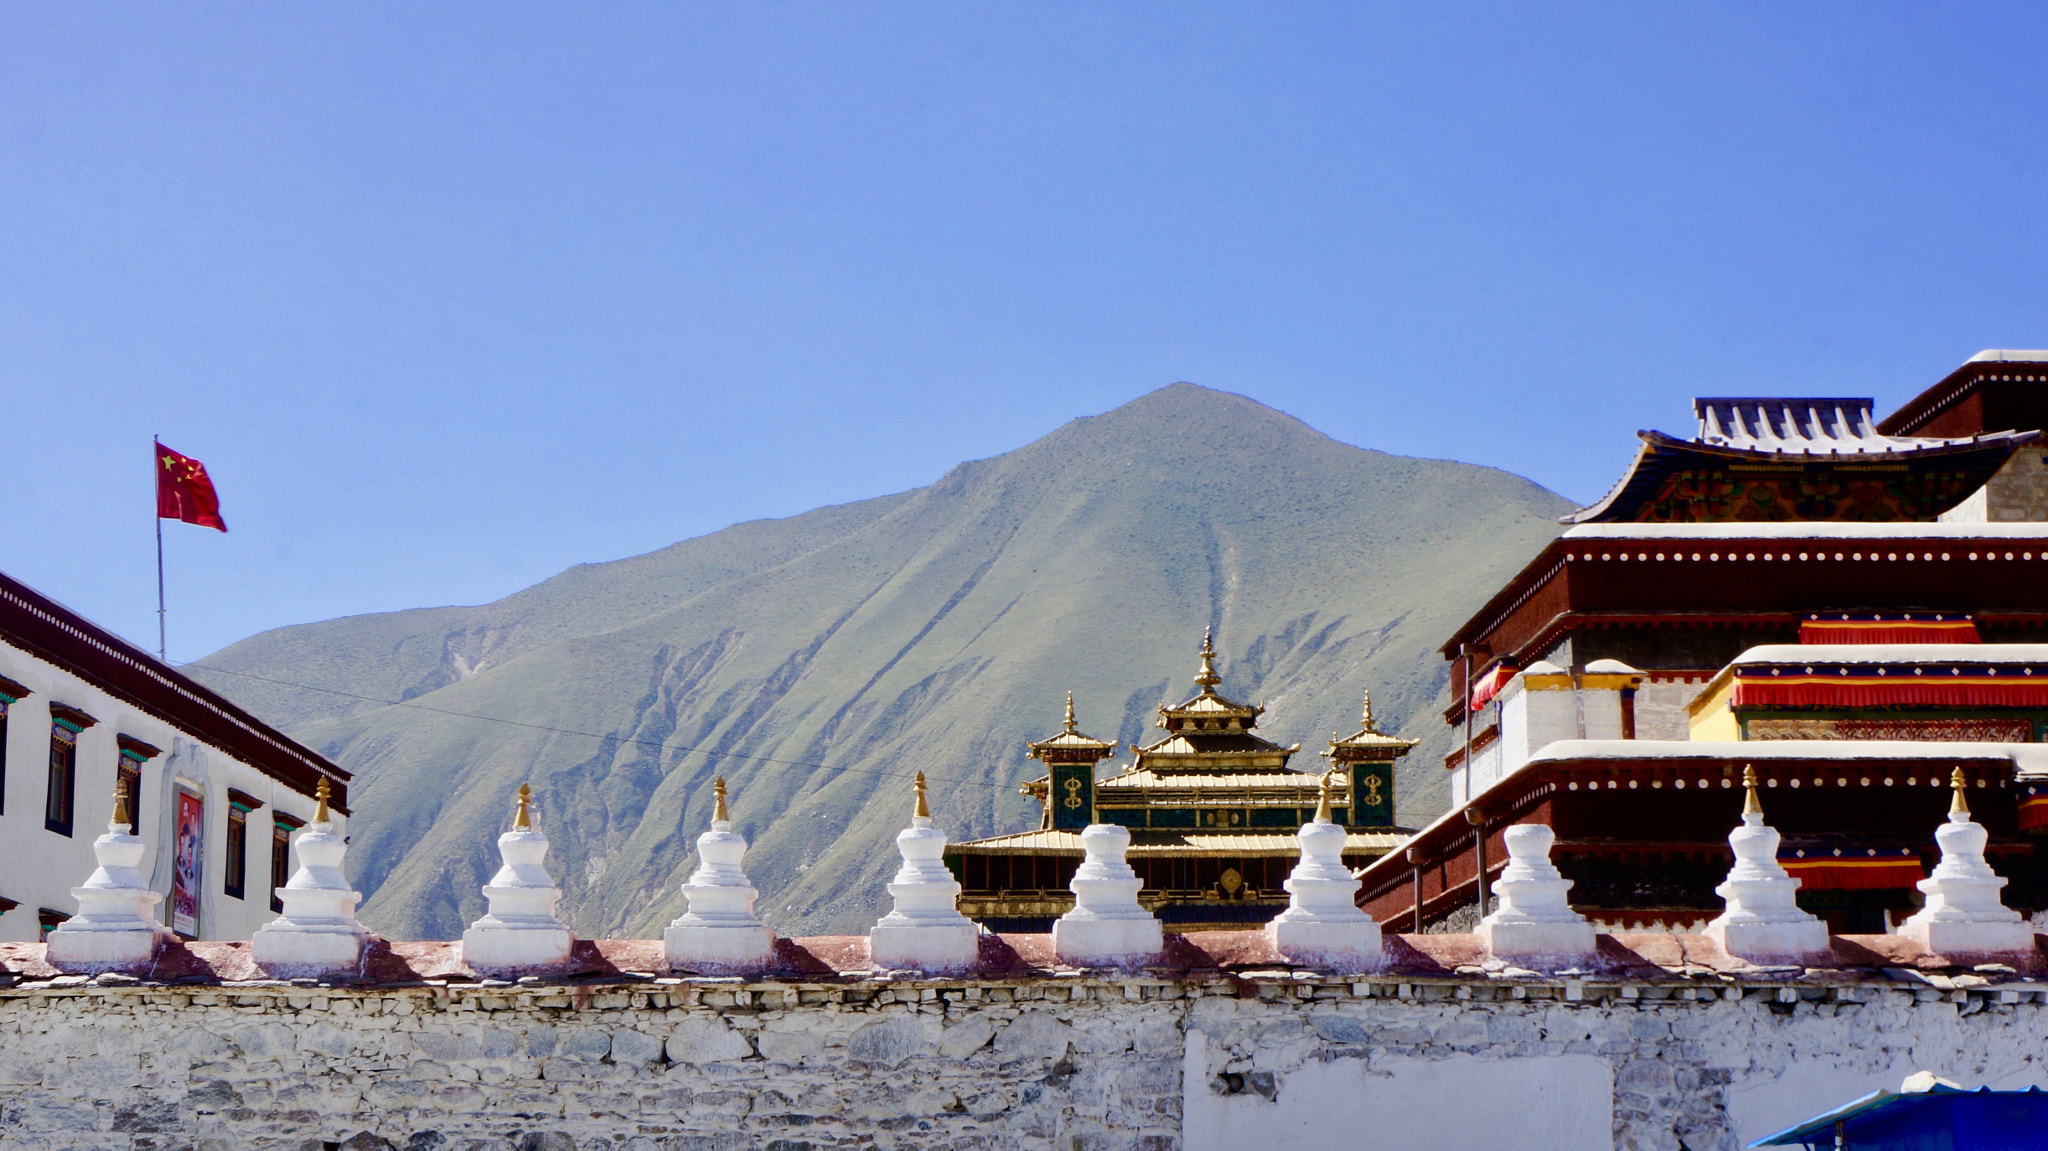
[172, 789, 204, 937]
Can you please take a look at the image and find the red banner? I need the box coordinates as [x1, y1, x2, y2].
[157, 443, 227, 532]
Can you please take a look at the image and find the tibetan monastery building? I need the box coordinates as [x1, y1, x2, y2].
[947, 632, 1414, 932]
[0, 568, 349, 944]
[1357, 349, 2048, 935]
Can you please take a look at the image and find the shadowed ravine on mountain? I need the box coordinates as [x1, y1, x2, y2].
[192, 384, 1571, 940]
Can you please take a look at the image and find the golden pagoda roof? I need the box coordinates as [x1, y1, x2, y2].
[1098, 767, 1330, 795]
[946, 827, 1412, 857]
[1134, 629, 1299, 771]
[1323, 692, 1420, 757]
[1027, 691, 1117, 758]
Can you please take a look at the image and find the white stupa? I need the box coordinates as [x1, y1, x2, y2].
[46, 781, 167, 972]
[252, 778, 372, 977]
[868, 772, 979, 972]
[1053, 822, 1163, 968]
[1267, 772, 1381, 967]
[462, 784, 575, 972]
[1898, 769, 2034, 956]
[665, 777, 777, 972]
[1705, 767, 1829, 964]
[1476, 822, 1597, 962]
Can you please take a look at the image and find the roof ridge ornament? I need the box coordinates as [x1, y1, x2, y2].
[1195, 627, 1221, 689]
[1359, 692, 1376, 732]
[1064, 690, 1077, 734]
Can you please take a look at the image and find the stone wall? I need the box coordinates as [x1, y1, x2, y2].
[5, 970, 2047, 1151]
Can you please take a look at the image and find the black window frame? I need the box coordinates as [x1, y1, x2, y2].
[224, 789, 261, 902]
[44, 704, 96, 838]
[269, 811, 304, 912]
[45, 725, 78, 837]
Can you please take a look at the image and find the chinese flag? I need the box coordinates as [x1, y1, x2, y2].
[156, 443, 227, 532]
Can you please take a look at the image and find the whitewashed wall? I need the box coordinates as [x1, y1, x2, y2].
[1, 973, 2041, 1150]
[0, 640, 333, 944]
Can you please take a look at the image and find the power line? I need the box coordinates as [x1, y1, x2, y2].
[177, 659, 993, 787]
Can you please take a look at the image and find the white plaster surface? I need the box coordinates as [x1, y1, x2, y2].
[665, 815, 776, 972]
[869, 812, 978, 972]
[1706, 807, 1830, 964]
[1183, 1031, 1612, 1151]
[1268, 816, 1380, 966]
[1898, 809, 2034, 956]
[44, 822, 166, 972]
[1477, 824, 1595, 963]
[250, 820, 370, 976]
[5, 968, 2048, 1148]
[463, 826, 574, 972]
[1053, 823, 1162, 967]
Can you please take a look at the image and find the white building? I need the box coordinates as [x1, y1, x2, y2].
[0, 570, 347, 943]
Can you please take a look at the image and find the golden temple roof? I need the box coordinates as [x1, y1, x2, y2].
[1134, 629, 1297, 771]
[946, 827, 1412, 857]
[1027, 691, 1118, 758]
[1323, 692, 1420, 759]
[1097, 767, 1333, 795]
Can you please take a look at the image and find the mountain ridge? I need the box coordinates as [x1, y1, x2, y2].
[195, 382, 1570, 939]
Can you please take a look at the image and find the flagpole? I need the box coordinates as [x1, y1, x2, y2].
[154, 435, 167, 662]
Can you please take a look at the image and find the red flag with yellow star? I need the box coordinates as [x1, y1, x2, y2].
[156, 443, 227, 532]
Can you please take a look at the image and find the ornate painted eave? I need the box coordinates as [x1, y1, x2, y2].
[1564, 404, 2037, 525]
[946, 827, 1411, 857]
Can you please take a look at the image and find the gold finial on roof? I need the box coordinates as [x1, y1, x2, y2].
[315, 776, 332, 824]
[1360, 692, 1376, 732]
[1315, 770, 1335, 823]
[1195, 627, 1221, 689]
[514, 783, 533, 829]
[1742, 765, 1762, 818]
[714, 776, 729, 823]
[914, 771, 930, 819]
[1064, 690, 1077, 735]
[1951, 766, 1970, 819]
[112, 776, 131, 831]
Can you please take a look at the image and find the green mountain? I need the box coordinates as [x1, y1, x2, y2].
[193, 384, 1569, 940]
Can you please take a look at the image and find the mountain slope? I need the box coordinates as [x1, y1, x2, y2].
[195, 384, 1569, 939]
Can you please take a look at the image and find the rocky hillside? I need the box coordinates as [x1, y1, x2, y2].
[193, 384, 1570, 939]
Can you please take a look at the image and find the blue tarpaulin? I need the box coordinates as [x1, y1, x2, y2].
[1749, 1084, 2048, 1150]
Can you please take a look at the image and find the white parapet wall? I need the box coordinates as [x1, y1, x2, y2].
[4, 933, 2048, 1149]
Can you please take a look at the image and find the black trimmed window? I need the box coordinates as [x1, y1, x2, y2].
[44, 705, 97, 837]
[224, 789, 261, 901]
[36, 908, 69, 942]
[270, 811, 304, 912]
[112, 735, 162, 836]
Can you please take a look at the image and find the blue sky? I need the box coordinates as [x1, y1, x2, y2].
[4, 3, 2046, 660]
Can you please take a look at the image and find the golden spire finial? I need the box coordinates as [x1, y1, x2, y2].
[1195, 627, 1221, 689]
[1742, 765, 1762, 818]
[112, 775, 131, 831]
[914, 771, 930, 819]
[513, 783, 534, 829]
[315, 776, 332, 824]
[1315, 770, 1335, 823]
[1064, 690, 1077, 734]
[714, 776, 729, 823]
[1950, 766, 1971, 820]
[1360, 691, 1376, 732]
